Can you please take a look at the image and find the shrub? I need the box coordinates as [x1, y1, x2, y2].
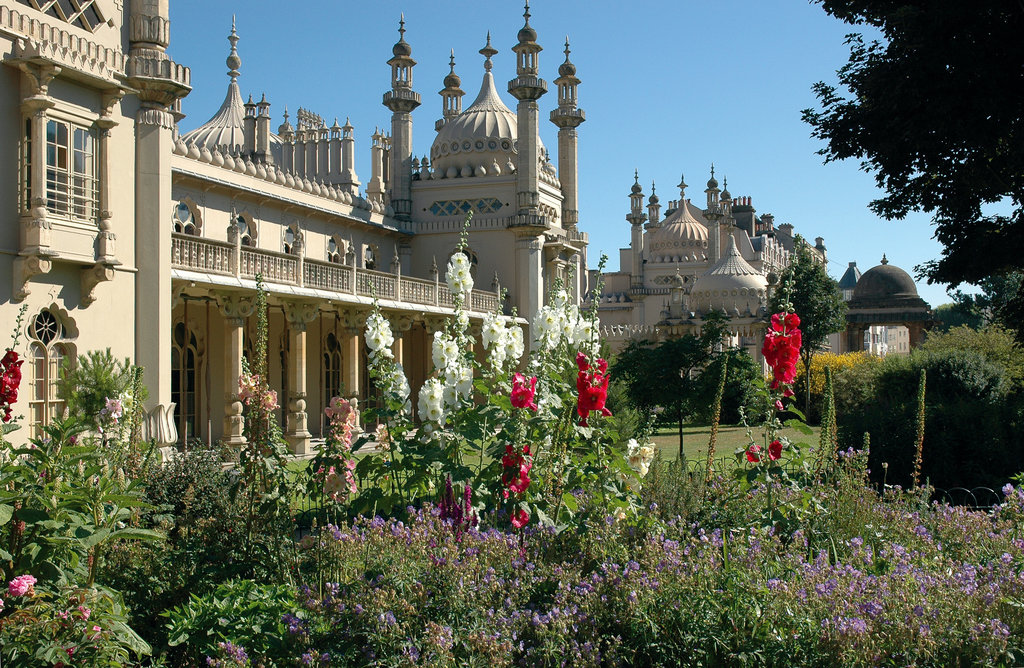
[56, 349, 144, 423]
[795, 352, 879, 423]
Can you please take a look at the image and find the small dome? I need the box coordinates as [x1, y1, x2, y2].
[649, 192, 660, 205]
[630, 178, 642, 195]
[721, 188, 732, 200]
[393, 38, 412, 58]
[707, 175, 718, 189]
[688, 235, 767, 314]
[849, 257, 924, 307]
[518, 25, 538, 43]
[647, 202, 709, 260]
[444, 71, 461, 88]
[559, 60, 576, 77]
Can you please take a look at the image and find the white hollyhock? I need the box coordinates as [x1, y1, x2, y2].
[432, 331, 460, 371]
[417, 378, 445, 423]
[446, 252, 474, 297]
[626, 438, 657, 478]
[506, 325, 525, 364]
[364, 313, 394, 358]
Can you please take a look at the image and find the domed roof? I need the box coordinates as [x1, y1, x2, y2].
[182, 23, 248, 154]
[688, 235, 767, 314]
[849, 255, 926, 307]
[431, 69, 545, 175]
[647, 201, 709, 261]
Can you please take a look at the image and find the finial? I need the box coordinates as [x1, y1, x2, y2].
[399, 12, 406, 39]
[226, 17, 241, 82]
[449, 49, 456, 71]
[678, 173, 688, 196]
[710, 163, 715, 179]
[480, 32, 497, 71]
[881, 253, 888, 265]
[634, 169, 639, 183]
[524, 0, 531, 24]
[651, 181, 656, 194]
[564, 36, 571, 60]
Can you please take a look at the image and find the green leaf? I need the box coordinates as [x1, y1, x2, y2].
[784, 419, 814, 435]
[0, 503, 12, 525]
[561, 492, 579, 512]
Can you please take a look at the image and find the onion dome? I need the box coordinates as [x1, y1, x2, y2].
[518, 1, 538, 44]
[392, 14, 412, 57]
[558, 38, 577, 77]
[706, 164, 719, 190]
[181, 20, 248, 153]
[443, 51, 461, 88]
[721, 177, 731, 200]
[688, 235, 767, 313]
[648, 183, 660, 205]
[430, 37, 546, 175]
[849, 255, 929, 309]
[631, 170, 642, 195]
[646, 201, 709, 261]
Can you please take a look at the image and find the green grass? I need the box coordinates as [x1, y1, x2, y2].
[650, 423, 822, 463]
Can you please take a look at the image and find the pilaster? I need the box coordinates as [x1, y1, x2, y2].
[284, 301, 318, 455]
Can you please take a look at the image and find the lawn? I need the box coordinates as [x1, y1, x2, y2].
[650, 422, 822, 463]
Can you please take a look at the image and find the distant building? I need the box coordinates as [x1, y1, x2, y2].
[838, 255, 934, 355]
[594, 169, 826, 362]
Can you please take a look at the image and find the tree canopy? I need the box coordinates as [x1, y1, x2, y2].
[803, 1, 1024, 335]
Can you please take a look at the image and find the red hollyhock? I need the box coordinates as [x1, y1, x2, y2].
[511, 508, 529, 529]
[0, 349, 23, 423]
[510, 373, 538, 411]
[746, 444, 761, 463]
[576, 353, 612, 425]
[768, 439, 783, 461]
[763, 312, 802, 389]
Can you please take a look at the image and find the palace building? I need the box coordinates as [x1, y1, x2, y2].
[0, 1, 587, 451]
[596, 170, 826, 360]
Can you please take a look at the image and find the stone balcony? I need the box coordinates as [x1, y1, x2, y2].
[170, 232, 501, 313]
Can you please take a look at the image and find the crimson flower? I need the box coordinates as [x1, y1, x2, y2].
[576, 353, 612, 425]
[746, 444, 761, 463]
[511, 508, 529, 529]
[768, 439, 783, 461]
[510, 373, 538, 411]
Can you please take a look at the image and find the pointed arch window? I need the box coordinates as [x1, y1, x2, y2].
[327, 237, 346, 264]
[27, 309, 72, 437]
[235, 212, 257, 247]
[363, 244, 378, 271]
[173, 199, 202, 235]
[323, 331, 343, 410]
[171, 321, 200, 442]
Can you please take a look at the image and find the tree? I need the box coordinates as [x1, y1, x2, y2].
[802, 1, 1024, 338]
[769, 240, 847, 416]
[612, 313, 728, 460]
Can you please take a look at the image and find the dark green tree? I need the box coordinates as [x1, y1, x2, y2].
[769, 240, 847, 416]
[612, 312, 728, 460]
[802, 1, 1024, 338]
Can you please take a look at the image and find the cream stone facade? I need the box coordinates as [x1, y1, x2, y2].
[596, 169, 826, 361]
[0, 2, 587, 451]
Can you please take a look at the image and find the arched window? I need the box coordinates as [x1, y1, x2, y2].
[172, 199, 202, 235]
[363, 244, 378, 271]
[327, 237, 346, 264]
[171, 321, 200, 442]
[284, 225, 300, 255]
[235, 212, 257, 247]
[27, 309, 71, 437]
[323, 332, 343, 411]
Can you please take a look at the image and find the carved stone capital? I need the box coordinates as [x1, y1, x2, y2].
[16, 61, 60, 98]
[339, 308, 368, 332]
[13, 254, 53, 301]
[387, 313, 416, 333]
[284, 301, 318, 330]
[422, 315, 447, 334]
[213, 291, 257, 320]
[81, 262, 116, 307]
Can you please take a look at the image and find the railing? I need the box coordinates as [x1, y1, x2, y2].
[171, 235, 233, 276]
[170, 233, 500, 313]
[304, 258, 351, 292]
[239, 247, 298, 283]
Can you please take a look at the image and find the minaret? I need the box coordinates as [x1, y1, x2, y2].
[703, 165, 723, 263]
[721, 176, 733, 217]
[339, 117, 360, 196]
[508, 1, 548, 227]
[436, 50, 464, 131]
[550, 37, 585, 231]
[627, 171, 647, 289]
[647, 182, 661, 226]
[382, 15, 421, 220]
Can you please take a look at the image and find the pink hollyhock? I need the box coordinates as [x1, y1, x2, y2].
[746, 444, 761, 463]
[511, 508, 529, 529]
[768, 439, 783, 461]
[8, 574, 36, 597]
[510, 373, 538, 411]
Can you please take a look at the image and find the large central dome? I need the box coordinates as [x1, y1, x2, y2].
[430, 70, 534, 177]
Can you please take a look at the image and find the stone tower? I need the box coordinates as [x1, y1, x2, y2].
[382, 15, 421, 221]
[550, 38, 585, 231]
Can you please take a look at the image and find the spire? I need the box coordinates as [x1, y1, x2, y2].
[437, 48, 465, 127]
[881, 253, 888, 265]
[678, 173, 688, 200]
[480, 31, 497, 71]
[226, 16, 241, 82]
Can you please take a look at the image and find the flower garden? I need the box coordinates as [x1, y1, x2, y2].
[1, 247, 1023, 666]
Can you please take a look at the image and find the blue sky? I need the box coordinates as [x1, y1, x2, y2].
[168, 0, 955, 307]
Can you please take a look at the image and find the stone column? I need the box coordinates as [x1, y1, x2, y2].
[389, 314, 415, 366]
[515, 233, 545, 340]
[341, 309, 367, 401]
[215, 293, 255, 455]
[284, 301, 317, 455]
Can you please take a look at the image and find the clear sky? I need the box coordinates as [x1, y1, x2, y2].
[168, 0, 955, 307]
